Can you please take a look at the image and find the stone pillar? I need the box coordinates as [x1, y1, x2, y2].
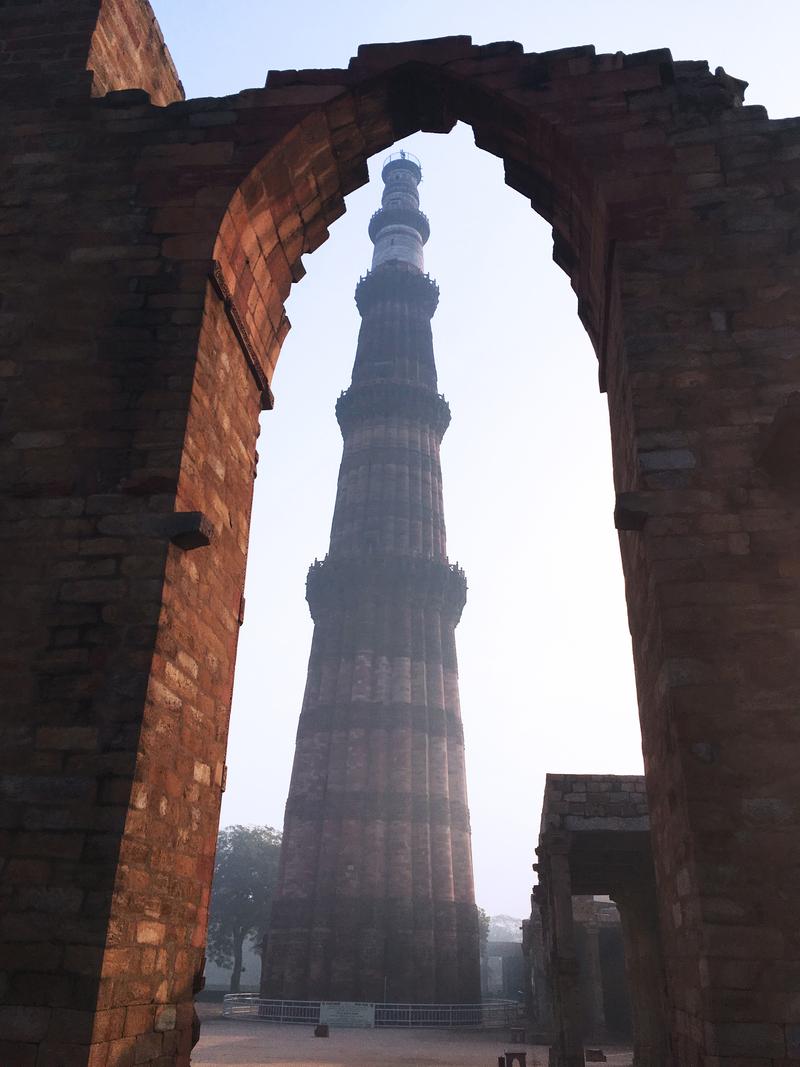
[522, 905, 552, 1035]
[612, 884, 669, 1067]
[583, 923, 607, 1043]
[538, 840, 584, 1067]
[534, 935, 553, 1034]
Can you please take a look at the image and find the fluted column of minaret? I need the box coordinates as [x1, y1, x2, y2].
[263, 153, 480, 1005]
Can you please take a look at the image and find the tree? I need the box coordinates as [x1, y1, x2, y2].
[206, 824, 282, 993]
[477, 906, 490, 957]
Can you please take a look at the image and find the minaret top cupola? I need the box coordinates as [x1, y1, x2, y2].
[368, 151, 431, 273]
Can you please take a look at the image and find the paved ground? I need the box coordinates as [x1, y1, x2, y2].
[194, 1006, 634, 1067]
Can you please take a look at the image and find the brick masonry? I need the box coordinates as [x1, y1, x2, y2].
[1, 2, 800, 1064]
[540, 774, 650, 836]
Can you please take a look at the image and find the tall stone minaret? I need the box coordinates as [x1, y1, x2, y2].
[262, 153, 481, 1005]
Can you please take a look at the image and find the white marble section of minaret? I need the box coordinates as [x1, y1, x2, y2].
[371, 225, 424, 271]
[371, 158, 426, 273]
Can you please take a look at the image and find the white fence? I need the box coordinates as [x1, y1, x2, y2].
[223, 997, 320, 1024]
[375, 1001, 515, 1027]
[222, 995, 518, 1029]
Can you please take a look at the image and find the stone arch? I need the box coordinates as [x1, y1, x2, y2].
[206, 52, 625, 386]
[134, 50, 800, 1063]
[2, 9, 800, 1066]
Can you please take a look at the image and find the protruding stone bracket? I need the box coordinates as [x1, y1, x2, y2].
[95, 508, 215, 547]
[757, 392, 800, 489]
[614, 492, 649, 531]
[169, 511, 214, 550]
[210, 260, 275, 412]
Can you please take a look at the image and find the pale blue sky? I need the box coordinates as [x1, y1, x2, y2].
[152, 0, 798, 916]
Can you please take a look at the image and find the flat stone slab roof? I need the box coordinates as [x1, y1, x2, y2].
[541, 773, 649, 834]
[537, 774, 652, 896]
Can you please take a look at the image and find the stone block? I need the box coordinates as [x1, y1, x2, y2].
[0, 1041, 36, 1067]
[0, 1005, 50, 1041]
[715, 1023, 785, 1057]
[124, 1004, 155, 1037]
[106, 1036, 137, 1067]
[154, 1005, 177, 1032]
[29, 1042, 91, 1067]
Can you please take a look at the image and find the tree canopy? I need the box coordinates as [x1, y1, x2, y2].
[477, 906, 490, 956]
[206, 824, 282, 993]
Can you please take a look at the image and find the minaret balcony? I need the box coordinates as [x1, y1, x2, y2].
[306, 554, 467, 622]
[336, 381, 451, 437]
[369, 205, 430, 244]
[355, 263, 439, 316]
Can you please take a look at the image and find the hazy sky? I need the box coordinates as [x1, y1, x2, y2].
[152, 0, 798, 917]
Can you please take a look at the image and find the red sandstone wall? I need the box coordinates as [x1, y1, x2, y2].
[94, 289, 261, 1061]
[0, 0, 182, 104]
[88, 0, 183, 104]
[0, 0, 100, 98]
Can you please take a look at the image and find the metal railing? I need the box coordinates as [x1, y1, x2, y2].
[222, 994, 518, 1029]
[223, 996, 320, 1024]
[375, 1001, 515, 1028]
[382, 150, 422, 176]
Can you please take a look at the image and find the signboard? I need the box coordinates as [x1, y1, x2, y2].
[319, 1001, 376, 1028]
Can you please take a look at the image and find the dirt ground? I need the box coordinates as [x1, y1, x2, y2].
[193, 1004, 634, 1067]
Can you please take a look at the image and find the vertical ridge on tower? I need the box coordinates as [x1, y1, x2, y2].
[262, 152, 481, 1004]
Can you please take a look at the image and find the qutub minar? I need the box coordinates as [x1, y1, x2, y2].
[262, 152, 481, 1004]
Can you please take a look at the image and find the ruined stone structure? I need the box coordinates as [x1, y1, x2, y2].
[483, 937, 528, 1003]
[523, 907, 553, 1034]
[572, 897, 632, 1048]
[261, 153, 481, 1004]
[2, 2, 800, 1063]
[535, 775, 667, 1066]
[523, 895, 632, 1047]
